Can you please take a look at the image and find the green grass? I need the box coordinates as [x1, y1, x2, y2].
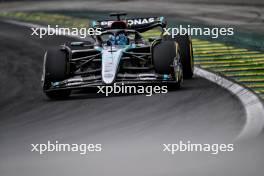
[193, 38, 264, 100]
[195, 54, 264, 60]
[225, 70, 264, 77]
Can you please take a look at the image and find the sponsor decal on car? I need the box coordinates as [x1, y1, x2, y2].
[99, 17, 156, 27]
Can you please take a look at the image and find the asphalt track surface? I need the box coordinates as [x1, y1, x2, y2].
[0, 19, 252, 176]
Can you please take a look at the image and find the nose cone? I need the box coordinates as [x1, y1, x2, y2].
[101, 48, 123, 84]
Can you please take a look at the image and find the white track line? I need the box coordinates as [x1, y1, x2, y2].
[195, 67, 264, 141]
[4, 19, 264, 141]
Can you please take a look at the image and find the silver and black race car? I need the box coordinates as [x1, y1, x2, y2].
[42, 13, 194, 99]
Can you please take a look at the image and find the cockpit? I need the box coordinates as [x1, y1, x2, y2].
[96, 29, 145, 46]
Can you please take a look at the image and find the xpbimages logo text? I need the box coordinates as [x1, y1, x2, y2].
[30, 24, 234, 39]
[97, 83, 168, 96]
[30, 141, 102, 155]
[163, 25, 234, 39]
[163, 140, 234, 155]
[31, 25, 102, 38]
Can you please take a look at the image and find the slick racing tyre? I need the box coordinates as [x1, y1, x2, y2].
[42, 48, 71, 99]
[163, 34, 194, 79]
[152, 41, 183, 88]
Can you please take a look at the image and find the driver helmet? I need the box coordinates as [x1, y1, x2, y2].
[108, 33, 128, 45]
[116, 33, 128, 45]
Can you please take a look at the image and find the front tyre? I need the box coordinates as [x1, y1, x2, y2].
[42, 48, 71, 99]
[163, 34, 194, 79]
[152, 41, 183, 88]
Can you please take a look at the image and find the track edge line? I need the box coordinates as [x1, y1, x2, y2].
[194, 66, 264, 141]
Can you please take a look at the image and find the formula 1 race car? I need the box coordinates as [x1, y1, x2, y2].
[42, 13, 194, 99]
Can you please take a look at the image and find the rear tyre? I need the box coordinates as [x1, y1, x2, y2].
[152, 41, 183, 88]
[42, 48, 71, 99]
[163, 34, 194, 79]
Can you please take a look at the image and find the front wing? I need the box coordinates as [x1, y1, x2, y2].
[44, 73, 177, 92]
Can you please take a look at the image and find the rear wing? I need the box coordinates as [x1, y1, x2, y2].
[91, 17, 166, 33]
